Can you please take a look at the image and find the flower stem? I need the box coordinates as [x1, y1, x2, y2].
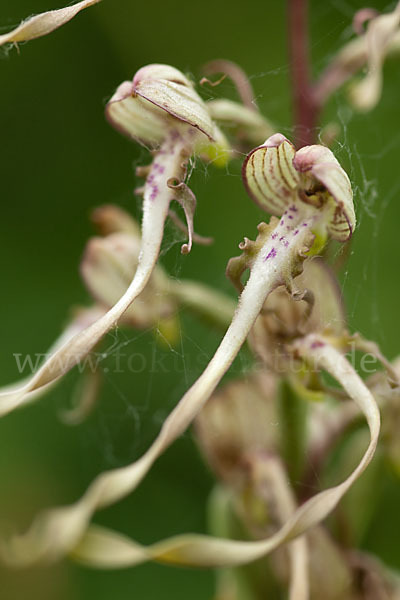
[287, 0, 319, 147]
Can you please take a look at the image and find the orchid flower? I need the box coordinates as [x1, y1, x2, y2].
[0, 134, 366, 569]
[0, 64, 229, 417]
[0, 0, 101, 48]
[314, 1, 400, 111]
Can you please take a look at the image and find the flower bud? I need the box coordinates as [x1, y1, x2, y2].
[106, 64, 222, 149]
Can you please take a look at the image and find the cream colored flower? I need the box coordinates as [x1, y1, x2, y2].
[0, 64, 229, 416]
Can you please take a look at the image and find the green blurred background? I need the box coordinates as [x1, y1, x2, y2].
[0, 0, 400, 598]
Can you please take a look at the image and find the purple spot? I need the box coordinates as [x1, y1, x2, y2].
[280, 220, 284, 226]
[311, 340, 325, 349]
[148, 174, 154, 183]
[158, 166, 165, 174]
[264, 247, 277, 261]
[294, 229, 299, 236]
[302, 222, 308, 227]
[289, 205, 298, 212]
[284, 240, 289, 247]
[288, 214, 293, 219]
[150, 185, 159, 200]
[271, 233, 278, 239]
[279, 236, 285, 242]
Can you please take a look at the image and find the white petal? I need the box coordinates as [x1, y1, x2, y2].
[106, 81, 167, 148]
[0, 0, 101, 46]
[134, 64, 215, 141]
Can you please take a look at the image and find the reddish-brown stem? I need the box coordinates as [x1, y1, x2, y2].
[287, 0, 319, 147]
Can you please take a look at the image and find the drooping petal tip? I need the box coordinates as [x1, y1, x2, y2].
[0, 0, 101, 47]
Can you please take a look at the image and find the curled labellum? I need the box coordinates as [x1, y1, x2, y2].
[71, 335, 379, 574]
[0, 0, 101, 47]
[0, 307, 105, 417]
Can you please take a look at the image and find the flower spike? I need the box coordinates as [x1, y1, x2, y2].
[0, 0, 101, 48]
[0, 136, 358, 567]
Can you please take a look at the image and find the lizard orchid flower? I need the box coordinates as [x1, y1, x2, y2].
[0, 64, 229, 417]
[0, 134, 362, 569]
[242, 133, 355, 243]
